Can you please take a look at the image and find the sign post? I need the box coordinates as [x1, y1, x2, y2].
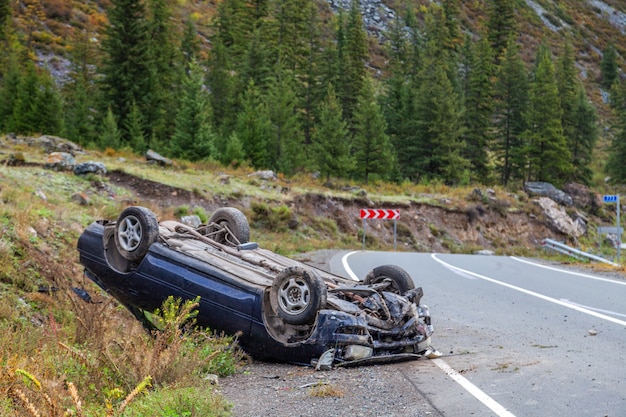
[603, 195, 621, 261]
[359, 209, 401, 250]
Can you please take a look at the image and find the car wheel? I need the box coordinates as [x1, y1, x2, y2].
[270, 266, 327, 325]
[207, 207, 250, 246]
[114, 206, 159, 262]
[363, 264, 415, 295]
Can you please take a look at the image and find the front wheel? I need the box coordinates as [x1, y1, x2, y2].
[363, 264, 415, 295]
[270, 266, 327, 325]
[114, 206, 159, 262]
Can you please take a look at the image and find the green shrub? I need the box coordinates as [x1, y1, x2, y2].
[120, 385, 232, 417]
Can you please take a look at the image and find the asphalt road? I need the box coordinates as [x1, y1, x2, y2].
[330, 251, 626, 417]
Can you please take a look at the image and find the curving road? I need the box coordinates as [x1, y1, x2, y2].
[330, 251, 626, 417]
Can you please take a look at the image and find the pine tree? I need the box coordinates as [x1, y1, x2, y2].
[264, 67, 304, 175]
[264, 0, 315, 73]
[11, 62, 39, 134]
[100, 107, 121, 149]
[493, 38, 529, 186]
[382, 8, 422, 182]
[460, 34, 495, 183]
[100, 0, 153, 146]
[337, 0, 368, 123]
[607, 81, 626, 182]
[181, 20, 200, 66]
[486, 0, 517, 63]
[235, 80, 273, 169]
[557, 41, 578, 148]
[441, 0, 462, 51]
[144, 0, 178, 147]
[206, 37, 238, 135]
[124, 100, 146, 153]
[352, 78, 393, 184]
[569, 85, 598, 184]
[601, 42, 618, 90]
[64, 28, 98, 146]
[0, 52, 20, 131]
[170, 60, 214, 161]
[411, 6, 467, 183]
[0, 0, 10, 41]
[524, 41, 572, 185]
[223, 132, 246, 167]
[34, 72, 64, 135]
[312, 84, 353, 182]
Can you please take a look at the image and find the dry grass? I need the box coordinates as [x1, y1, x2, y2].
[307, 382, 345, 398]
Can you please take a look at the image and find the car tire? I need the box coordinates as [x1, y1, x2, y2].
[270, 266, 327, 325]
[207, 207, 250, 246]
[363, 264, 415, 294]
[114, 206, 159, 262]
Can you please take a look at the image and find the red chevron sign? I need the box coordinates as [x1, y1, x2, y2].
[360, 209, 400, 220]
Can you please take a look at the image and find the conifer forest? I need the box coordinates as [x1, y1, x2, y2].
[1, 0, 626, 187]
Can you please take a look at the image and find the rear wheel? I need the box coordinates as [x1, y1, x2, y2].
[270, 266, 327, 325]
[114, 206, 159, 262]
[207, 207, 250, 247]
[363, 264, 415, 295]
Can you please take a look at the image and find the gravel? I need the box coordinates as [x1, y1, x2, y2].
[218, 360, 442, 417]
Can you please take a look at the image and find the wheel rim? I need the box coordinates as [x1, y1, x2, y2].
[277, 277, 311, 315]
[118, 215, 142, 251]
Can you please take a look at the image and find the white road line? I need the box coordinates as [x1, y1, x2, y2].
[341, 251, 516, 417]
[511, 256, 626, 286]
[560, 299, 626, 318]
[341, 251, 360, 281]
[432, 359, 516, 417]
[432, 254, 626, 327]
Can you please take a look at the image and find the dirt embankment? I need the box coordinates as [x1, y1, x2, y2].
[107, 169, 568, 255]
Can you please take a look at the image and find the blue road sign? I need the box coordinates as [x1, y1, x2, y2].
[603, 195, 618, 203]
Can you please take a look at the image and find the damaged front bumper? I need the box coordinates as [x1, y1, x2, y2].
[306, 304, 437, 369]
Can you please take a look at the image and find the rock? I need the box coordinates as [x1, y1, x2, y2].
[533, 197, 585, 237]
[31, 135, 83, 154]
[35, 190, 47, 200]
[524, 182, 573, 206]
[45, 152, 76, 171]
[248, 170, 277, 181]
[562, 183, 601, 214]
[71, 192, 90, 206]
[74, 161, 107, 176]
[145, 149, 173, 166]
[588, 329, 598, 336]
[204, 374, 219, 385]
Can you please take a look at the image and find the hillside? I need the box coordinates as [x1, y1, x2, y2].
[3, 0, 626, 192]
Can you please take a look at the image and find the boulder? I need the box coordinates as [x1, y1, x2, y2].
[248, 170, 277, 181]
[524, 182, 573, 206]
[74, 161, 107, 176]
[562, 182, 601, 214]
[533, 197, 585, 237]
[146, 149, 173, 166]
[45, 152, 76, 171]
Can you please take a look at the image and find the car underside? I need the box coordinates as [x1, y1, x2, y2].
[77, 206, 438, 367]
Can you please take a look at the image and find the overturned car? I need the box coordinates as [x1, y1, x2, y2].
[77, 206, 437, 367]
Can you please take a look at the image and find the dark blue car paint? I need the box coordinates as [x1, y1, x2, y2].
[79, 222, 343, 363]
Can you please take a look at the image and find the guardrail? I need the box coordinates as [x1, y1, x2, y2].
[541, 238, 620, 267]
